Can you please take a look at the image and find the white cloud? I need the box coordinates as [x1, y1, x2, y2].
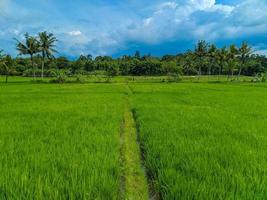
[187, 0, 234, 14]
[0, 0, 266, 57]
[158, 2, 178, 10]
[189, 0, 215, 10]
[125, 0, 235, 44]
[68, 30, 82, 36]
[212, 4, 234, 14]
[124, 0, 267, 47]
[254, 45, 267, 56]
[59, 30, 122, 56]
[193, 23, 219, 39]
[232, 0, 267, 26]
[254, 49, 267, 56]
[125, 2, 181, 44]
[208, 0, 267, 39]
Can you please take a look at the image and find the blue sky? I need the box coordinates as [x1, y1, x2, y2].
[0, 0, 267, 58]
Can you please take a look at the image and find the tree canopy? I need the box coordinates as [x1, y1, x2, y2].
[0, 33, 266, 81]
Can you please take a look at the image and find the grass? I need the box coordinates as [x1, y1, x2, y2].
[1, 77, 267, 199]
[0, 75, 254, 84]
[0, 83, 125, 199]
[120, 95, 149, 200]
[131, 83, 267, 199]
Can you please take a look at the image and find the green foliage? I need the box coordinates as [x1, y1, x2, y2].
[75, 73, 86, 83]
[50, 69, 68, 83]
[166, 73, 182, 82]
[54, 56, 70, 69]
[195, 40, 208, 76]
[106, 61, 119, 77]
[251, 73, 266, 82]
[162, 61, 182, 82]
[38, 31, 57, 79]
[162, 61, 181, 74]
[15, 33, 40, 79]
[2, 33, 267, 80]
[0, 52, 15, 82]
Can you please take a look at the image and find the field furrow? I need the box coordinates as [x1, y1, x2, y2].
[120, 87, 149, 200]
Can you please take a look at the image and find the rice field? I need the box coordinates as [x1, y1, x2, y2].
[1, 79, 267, 199]
[131, 83, 267, 199]
[0, 83, 125, 199]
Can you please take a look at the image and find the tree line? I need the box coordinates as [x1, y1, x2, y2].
[0, 32, 267, 82]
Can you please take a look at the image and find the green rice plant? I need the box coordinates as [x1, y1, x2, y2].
[0, 83, 125, 199]
[1, 78, 267, 199]
[131, 83, 267, 199]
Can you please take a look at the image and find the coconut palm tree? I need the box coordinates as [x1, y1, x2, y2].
[0, 50, 7, 81]
[38, 31, 57, 79]
[207, 44, 217, 79]
[238, 42, 252, 80]
[229, 44, 239, 59]
[0, 50, 4, 61]
[182, 51, 196, 75]
[195, 40, 208, 79]
[15, 33, 40, 79]
[0, 51, 13, 83]
[216, 47, 228, 80]
[227, 58, 238, 80]
[227, 44, 239, 80]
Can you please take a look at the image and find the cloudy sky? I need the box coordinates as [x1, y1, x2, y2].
[0, 0, 266, 58]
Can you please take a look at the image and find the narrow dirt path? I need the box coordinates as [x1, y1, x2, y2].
[120, 85, 149, 200]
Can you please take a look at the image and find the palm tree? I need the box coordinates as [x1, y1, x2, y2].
[182, 51, 196, 76]
[227, 58, 238, 80]
[229, 44, 238, 59]
[195, 40, 208, 79]
[38, 31, 57, 79]
[238, 42, 251, 80]
[227, 44, 239, 80]
[0, 50, 7, 82]
[15, 33, 40, 79]
[0, 50, 4, 61]
[216, 47, 228, 80]
[0, 51, 13, 83]
[207, 44, 217, 79]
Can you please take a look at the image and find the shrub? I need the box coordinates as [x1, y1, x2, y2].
[50, 69, 68, 83]
[251, 73, 266, 82]
[75, 74, 86, 83]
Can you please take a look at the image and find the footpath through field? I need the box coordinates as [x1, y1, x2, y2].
[120, 84, 150, 200]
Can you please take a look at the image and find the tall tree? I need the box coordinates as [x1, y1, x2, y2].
[227, 44, 239, 79]
[16, 33, 40, 79]
[207, 44, 217, 79]
[238, 42, 252, 80]
[0, 51, 13, 83]
[38, 31, 57, 79]
[227, 57, 238, 80]
[182, 51, 196, 75]
[216, 47, 228, 80]
[0, 50, 4, 61]
[195, 40, 208, 79]
[0, 50, 7, 82]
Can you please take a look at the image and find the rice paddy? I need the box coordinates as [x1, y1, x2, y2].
[1, 78, 267, 199]
[131, 83, 267, 199]
[0, 83, 125, 199]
